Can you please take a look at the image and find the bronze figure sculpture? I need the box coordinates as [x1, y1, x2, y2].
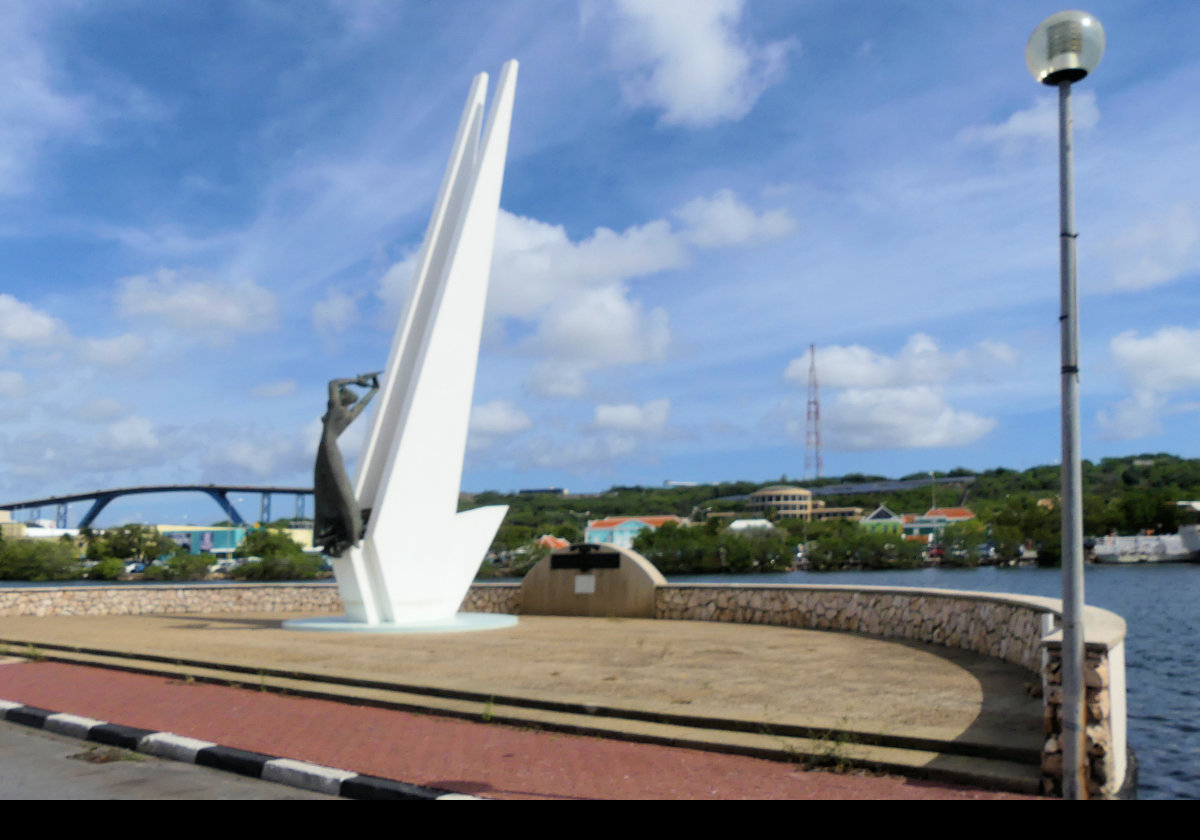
[313, 372, 381, 556]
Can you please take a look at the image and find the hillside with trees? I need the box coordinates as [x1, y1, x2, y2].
[466, 453, 1200, 574]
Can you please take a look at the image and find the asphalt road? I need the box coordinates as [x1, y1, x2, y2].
[0, 720, 341, 800]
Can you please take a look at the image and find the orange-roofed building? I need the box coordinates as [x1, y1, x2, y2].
[534, 534, 571, 551]
[902, 507, 976, 543]
[585, 515, 686, 549]
[925, 507, 976, 521]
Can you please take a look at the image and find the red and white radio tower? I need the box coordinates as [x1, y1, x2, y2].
[804, 343, 822, 480]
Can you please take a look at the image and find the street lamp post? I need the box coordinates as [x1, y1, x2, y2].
[1026, 10, 1106, 800]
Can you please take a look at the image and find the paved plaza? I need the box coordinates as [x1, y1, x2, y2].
[0, 613, 1044, 799]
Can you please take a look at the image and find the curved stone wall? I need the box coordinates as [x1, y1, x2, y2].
[0, 582, 341, 617]
[654, 582, 1127, 798]
[461, 582, 521, 614]
[656, 583, 1054, 672]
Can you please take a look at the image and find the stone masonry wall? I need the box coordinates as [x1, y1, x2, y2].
[656, 583, 1046, 671]
[0, 581, 523, 618]
[461, 582, 521, 614]
[0, 583, 342, 617]
[1041, 642, 1121, 798]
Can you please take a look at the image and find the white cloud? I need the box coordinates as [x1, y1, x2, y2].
[1097, 390, 1167, 440]
[380, 190, 788, 400]
[536, 284, 670, 365]
[0, 370, 26, 398]
[470, 400, 532, 436]
[610, 0, 794, 127]
[250, 380, 297, 398]
[1111, 327, 1200, 392]
[1095, 326, 1200, 440]
[76, 398, 127, 423]
[958, 91, 1099, 149]
[488, 212, 688, 321]
[783, 334, 1010, 451]
[512, 399, 671, 471]
[525, 361, 589, 399]
[103, 415, 160, 453]
[202, 439, 289, 480]
[0, 293, 64, 347]
[313, 289, 360, 337]
[0, 6, 90, 194]
[527, 287, 669, 398]
[977, 339, 1019, 367]
[377, 252, 419, 319]
[675, 189, 795, 248]
[826, 386, 996, 450]
[79, 334, 148, 367]
[198, 420, 320, 484]
[117, 268, 279, 336]
[468, 399, 533, 452]
[2, 422, 176, 482]
[379, 211, 687, 323]
[519, 433, 641, 472]
[787, 333, 1017, 390]
[593, 398, 670, 434]
[1110, 203, 1200, 291]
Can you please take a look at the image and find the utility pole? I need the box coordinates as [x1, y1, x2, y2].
[805, 344, 822, 481]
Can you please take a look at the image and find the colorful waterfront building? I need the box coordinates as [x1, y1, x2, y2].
[584, 515, 686, 549]
[901, 507, 976, 544]
[746, 485, 863, 522]
[859, 505, 904, 535]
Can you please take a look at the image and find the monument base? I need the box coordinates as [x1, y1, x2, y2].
[282, 612, 518, 634]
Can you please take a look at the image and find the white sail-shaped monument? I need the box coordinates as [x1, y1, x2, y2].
[288, 62, 518, 632]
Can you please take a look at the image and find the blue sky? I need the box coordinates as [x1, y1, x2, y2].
[2, 1, 1199, 526]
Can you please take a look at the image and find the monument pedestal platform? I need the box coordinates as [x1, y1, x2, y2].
[281, 613, 517, 634]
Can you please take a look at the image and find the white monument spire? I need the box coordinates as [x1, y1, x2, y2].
[306, 62, 518, 629]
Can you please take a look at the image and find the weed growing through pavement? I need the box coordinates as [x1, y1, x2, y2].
[70, 746, 146, 764]
[760, 718, 858, 774]
[807, 719, 858, 773]
[482, 697, 495, 723]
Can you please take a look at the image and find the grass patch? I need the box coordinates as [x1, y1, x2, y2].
[70, 746, 146, 764]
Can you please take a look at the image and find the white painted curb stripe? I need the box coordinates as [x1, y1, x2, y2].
[264, 758, 356, 796]
[1, 697, 478, 800]
[138, 732, 218, 762]
[45, 713, 106, 738]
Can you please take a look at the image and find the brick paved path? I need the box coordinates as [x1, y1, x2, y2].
[0, 660, 1036, 800]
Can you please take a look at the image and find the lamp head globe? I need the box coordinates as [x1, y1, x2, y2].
[1026, 10, 1105, 85]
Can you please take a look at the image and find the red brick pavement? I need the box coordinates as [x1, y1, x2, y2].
[0, 660, 1038, 800]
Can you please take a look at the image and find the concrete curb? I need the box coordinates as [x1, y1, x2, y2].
[0, 697, 477, 800]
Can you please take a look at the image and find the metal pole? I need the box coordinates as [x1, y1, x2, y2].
[1058, 78, 1087, 800]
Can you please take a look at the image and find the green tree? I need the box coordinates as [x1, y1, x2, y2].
[89, 524, 181, 564]
[87, 557, 126, 580]
[236, 528, 306, 561]
[144, 553, 211, 581]
[941, 520, 986, 566]
[231, 554, 322, 580]
[232, 527, 322, 580]
[0, 538, 80, 581]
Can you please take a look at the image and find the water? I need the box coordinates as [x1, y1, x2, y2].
[671, 564, 1200, 799]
